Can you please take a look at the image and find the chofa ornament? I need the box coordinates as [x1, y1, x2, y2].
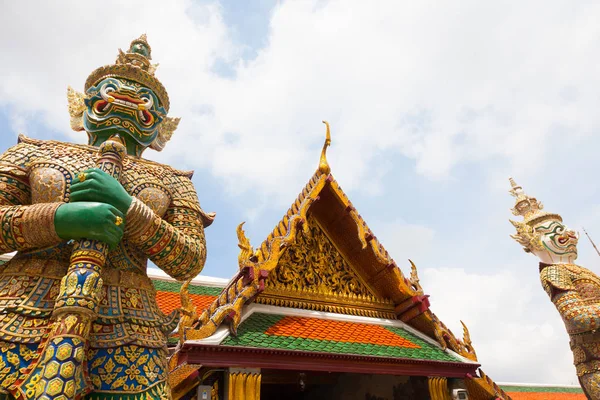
[508, 178, 600, 398]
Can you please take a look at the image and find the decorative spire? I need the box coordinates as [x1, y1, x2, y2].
[85, 34, 170, 111]
[318, 120, 332, 175]
[508, 177, 560, 225]
[130, 34, 152, 59]
[114, 34, 155, 74]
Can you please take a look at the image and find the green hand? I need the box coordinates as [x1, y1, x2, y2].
[71, 168, 132, 214]
[54, 202, 124, 249]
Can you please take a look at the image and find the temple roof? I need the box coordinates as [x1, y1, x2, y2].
[150, 271, 472, 367]
[181, 130, 477, 361]
[500, 384, 585, 399]
[179, 303, 478, 380]
[220, 312, 460, 362]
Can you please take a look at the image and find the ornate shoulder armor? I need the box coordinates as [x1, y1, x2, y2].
[540, 264, 574, 298]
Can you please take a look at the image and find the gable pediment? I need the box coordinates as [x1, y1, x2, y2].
[256, 213, 396, 318]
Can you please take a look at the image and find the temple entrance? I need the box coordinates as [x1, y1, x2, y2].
[260, 370, 430, 400]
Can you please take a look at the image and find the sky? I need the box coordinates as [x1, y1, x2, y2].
[1, 0, 600, 385]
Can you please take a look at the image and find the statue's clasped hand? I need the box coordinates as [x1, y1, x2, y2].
[53, 169, 132, 249]
[71, 169, 132, 214]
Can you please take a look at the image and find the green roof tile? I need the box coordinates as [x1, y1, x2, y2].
[151, 279, 223, 296]
[221, 313, 460, 363]
[501, 385, 584, 393]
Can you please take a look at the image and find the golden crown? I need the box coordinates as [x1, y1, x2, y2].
[84, 34, 170, 111]
[509, 178, 562, 226]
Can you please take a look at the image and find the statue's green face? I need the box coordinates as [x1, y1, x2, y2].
[84, 77, 166, 148]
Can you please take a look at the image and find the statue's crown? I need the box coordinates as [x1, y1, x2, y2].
[509, 178, 561, 225]
[115, 34, 154, 72]
[84, 35, 170, 111]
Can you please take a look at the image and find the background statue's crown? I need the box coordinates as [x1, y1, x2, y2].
[84, 35, 170, 111]
[509, 178, 561, 225]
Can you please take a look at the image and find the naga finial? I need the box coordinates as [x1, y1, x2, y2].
[408, 259, 424, 295]
[461, 320, 477, 360]
[236, 222, 253, 268]
[177, 279, 198, 342]
[318, 121, 332, 175]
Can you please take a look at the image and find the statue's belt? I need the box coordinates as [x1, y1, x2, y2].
[570, 330, 600, 347]
[1, 258, 155, 290]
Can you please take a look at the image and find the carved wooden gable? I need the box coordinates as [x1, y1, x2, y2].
[256, 214, 396, 318]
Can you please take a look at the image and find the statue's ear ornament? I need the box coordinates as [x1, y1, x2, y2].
[67, 86, 87, 132]
[510, 220, 531, 251]
[151, 116, 181, 152]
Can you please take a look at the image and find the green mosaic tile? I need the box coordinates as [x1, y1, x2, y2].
[151, 279, 223, 296]
[500, 385, 584, 393]
[221, 313, 460, 362]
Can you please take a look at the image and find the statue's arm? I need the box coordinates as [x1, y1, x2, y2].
[125, 174, 206, 281]
[0, 144, 62, 252]
[541, 265, 600, 333]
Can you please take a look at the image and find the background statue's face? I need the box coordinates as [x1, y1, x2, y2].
[84, 77, 165, 147]
[532, 219, 579, 263]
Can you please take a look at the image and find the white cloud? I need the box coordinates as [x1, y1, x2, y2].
[421, 267, 579, 384]
[369, 220, 436, 265]
[2, 0, 600, 206]
[370, 219, 579, 384]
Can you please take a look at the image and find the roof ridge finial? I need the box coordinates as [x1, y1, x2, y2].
[318, 120, 332, 175]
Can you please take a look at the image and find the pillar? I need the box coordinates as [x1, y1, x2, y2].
[227, 368, 261, 400]
[428, 376, 451, 400]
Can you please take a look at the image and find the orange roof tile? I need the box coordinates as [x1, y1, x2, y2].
[155, 291, 217, 314]
[265, 316, 420, 348]
[506, 393, 586, 400]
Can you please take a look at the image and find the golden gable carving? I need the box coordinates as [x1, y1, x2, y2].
[257, 214, 396, 318]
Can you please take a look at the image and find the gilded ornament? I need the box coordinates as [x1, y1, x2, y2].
[176, 279, 197, 342]
[408, 259, 424, 295]
[318, 120, 332, 175]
